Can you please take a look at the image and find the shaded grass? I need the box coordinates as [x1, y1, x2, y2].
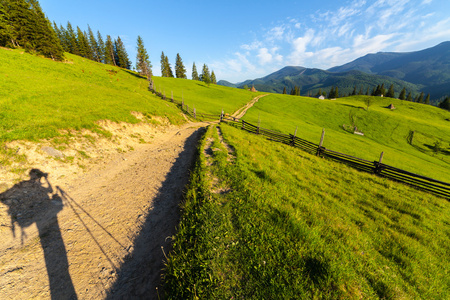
[241, 94, 450, 182]
[164, 124, 450, 299]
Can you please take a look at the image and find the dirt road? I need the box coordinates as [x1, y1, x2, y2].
[0, 95, 264, 299]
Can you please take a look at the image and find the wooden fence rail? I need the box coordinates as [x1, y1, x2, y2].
[149, 85, 450, 199]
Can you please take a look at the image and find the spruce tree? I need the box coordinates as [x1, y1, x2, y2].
[439, 97, 450, 111]
[136, 35, 152, 78]
[417, 92, 424, 103]
[66, 22, 79, 55]
[160, 51, 167, 76]
[283, 87, 287, 94]
[104, 35, 115, 65]
[76, 26, 91, 59]
[351, 86, 357, 96]
[399, 88, 406, 100]
[192, 62, 199, 80]
[114, 36, 131, 69]
[407, 92, 412, 101]
[380, 83, 385, 96]
[201, 64, 211, 84]
[386, 84, 395, 98]
[328, 87, 335, 98]
[211, 70, 217, 84]
[29, 0, 63, 60]
[424, 94, 430, 105]
[96, 31, 105, 63]
[175, 53, 187, 79]
[87, 25, 101, 62]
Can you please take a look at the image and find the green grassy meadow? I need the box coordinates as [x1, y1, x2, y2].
[0, 48, 185, 143]
[164, 124, 450, 299]
[241, 94, 450, 182]
[151, 76, 262, 115]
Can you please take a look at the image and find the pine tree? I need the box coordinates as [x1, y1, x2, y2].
[424, 94, 430, 104]
[328, 86, 335, 98]
[386, 84, 395, 98]
[87, 25, 101, 62]
[201, 64, 211, 84]
[114, 36, 131, 69]
[211, 70, 217, 84]
[407, 92, 412, 101]
[29, 0, 64, 60]
[192, 62, 199, 80]
[417, 92, 424, 103]
[66, 22, 79, 55]
[160, 52, 167, 76]
[175, 53, 187, 79]
[335, 86, 339, 98]
[58, 24, 69, 52]
[0, 2, 11, 46]
[136, 35, 152, 78]
[380, 83, 385, 96]
[96, 31, 105, 63]
[399, 87, 406, 100]
[351, 86, 357, 96]
[76, 26, 91, 59]
[104, 35, 115, 65]
[439, 97, 450, 111]
[283, 87, 287, 94]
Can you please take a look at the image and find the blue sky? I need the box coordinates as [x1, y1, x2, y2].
[40, 0, 450, 83]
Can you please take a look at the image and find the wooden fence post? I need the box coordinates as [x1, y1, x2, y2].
[291, 126, 298, 146]
[220, 109, 224, 122]
[375, 152, 384, 174]
[257, 113, 260, 134]
[242, 119, 245, 130]
[163, 90, 166, 100]
[171, 91, 174, 102]
[316, 129, 325, 156]
[186, 105, 189, 116]
[194, 107, 196, 119]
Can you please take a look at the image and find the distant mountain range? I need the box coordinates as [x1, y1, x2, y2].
[218, 41, 450, 103]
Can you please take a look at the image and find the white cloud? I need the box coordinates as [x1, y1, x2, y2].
[352, 33, 396, 55]
[241, 41, 263, 51]
[422, 0, 432, 4]
[267, 26, 285, 41]
[257, 48, 273, 65]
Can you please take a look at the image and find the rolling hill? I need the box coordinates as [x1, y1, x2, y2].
[219, 42, 450, 103]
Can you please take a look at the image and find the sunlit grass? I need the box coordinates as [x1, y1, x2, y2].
[241, 94, 450, 181]
[151, 76, 263, 115]
[164, 124, 450, 299]
[0, 48, 185, 143]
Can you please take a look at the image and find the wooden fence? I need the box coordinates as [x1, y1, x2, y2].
[150, 85, 450, 199]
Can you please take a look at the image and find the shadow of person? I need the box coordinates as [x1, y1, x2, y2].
[0, 169, 77, 300]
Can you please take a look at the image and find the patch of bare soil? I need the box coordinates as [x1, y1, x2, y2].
[0, 118, 214, 299]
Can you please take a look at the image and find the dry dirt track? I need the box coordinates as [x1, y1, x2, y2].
[0, 95, 264, 300]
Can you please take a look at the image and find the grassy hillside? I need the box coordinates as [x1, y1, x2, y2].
[164, 124, 450, 299]
[240, 94, 450, 182]
[151, 76, 262, 115]
[0, 48, 186, 143]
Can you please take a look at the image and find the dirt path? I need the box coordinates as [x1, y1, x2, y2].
[231, 94, 267, 119]
[0, 120, 215, 300]
[0, 95, 262, 299]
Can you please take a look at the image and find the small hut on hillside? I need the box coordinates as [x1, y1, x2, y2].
[387, 103, 396, 110]
[250, 86, 257, 92]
